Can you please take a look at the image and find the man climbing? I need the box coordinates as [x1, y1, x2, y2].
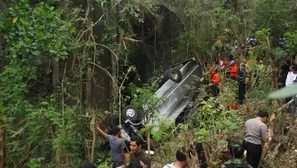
[95, 124, 126, 168]
[128, 136, 151, 168]
[243, 110, 269, 168]
[163, 150, 189, 168]
[220, 141, 252, 168]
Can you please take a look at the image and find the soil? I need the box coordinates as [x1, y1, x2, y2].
[273, 150, 297, 168]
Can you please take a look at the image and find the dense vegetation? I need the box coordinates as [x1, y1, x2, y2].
[1, 0, 297, 167]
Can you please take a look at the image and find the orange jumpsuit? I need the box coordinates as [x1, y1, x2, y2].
[211, 73, 220, 84]
[230, 64, 238, 78]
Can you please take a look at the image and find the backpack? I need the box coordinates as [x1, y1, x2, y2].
[223, 161, 249, 168]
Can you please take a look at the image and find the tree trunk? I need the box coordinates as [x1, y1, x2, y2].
[90, 115, 96, 163]
[111, 51, 118, 113]
[272, 67, 278, 89]
[147, 131, 151, 159]
[85, 55, 92, 106]
[0, 129, 3, 168]
[85, 0, 94, 107]
[107, 0, 119, 113]
[52, 59, 61, 165]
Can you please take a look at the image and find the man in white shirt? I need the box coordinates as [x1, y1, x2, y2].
[285, 65, 297, 103]
[285, 65, 297, 87]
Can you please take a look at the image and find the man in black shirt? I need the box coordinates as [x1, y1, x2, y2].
[237, 64, 248, 104]
[128, 136, 151, 168]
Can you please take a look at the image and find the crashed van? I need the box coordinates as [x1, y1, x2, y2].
[119, 58, 204, 142]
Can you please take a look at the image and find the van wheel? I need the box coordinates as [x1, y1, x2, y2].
[165, 68, 182, 82]
[122, 106, 142, 123]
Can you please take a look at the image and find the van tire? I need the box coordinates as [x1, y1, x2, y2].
[122, 106, 142, 123]
[165, 68, 182, 82]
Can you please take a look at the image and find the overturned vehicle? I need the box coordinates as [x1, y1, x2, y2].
[117, 58, 205, 143]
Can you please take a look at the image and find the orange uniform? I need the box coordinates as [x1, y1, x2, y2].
[230, 64, 238, 77]
[211, 73, 220, 83]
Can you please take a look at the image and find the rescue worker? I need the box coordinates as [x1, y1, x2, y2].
[211, 69, 220, 96]
[229, 60, 238, 79]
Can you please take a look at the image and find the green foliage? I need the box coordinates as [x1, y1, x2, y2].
[189, 97, 242, 142]
[254, 0, 297, 37]
[121, 4, 143, 24]
[176, 0, 244, 61]
[0, 0, 92, 167]
[285, 30, 297, 54]
[0, 0, 79, 62]
[129, 84, 161, 122]
[150, 118, 175, 142]
[1, 0, 297, 167]
[183, 7, 199, 17]
[96, 160, 110, 168]
[252, 29, 271, 59]
[255, 28, 271, 42]
[100, 26, 118, 47]
[25, 157, 44, 168]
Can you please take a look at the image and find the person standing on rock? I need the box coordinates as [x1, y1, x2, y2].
[243, 110, 269, 168]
